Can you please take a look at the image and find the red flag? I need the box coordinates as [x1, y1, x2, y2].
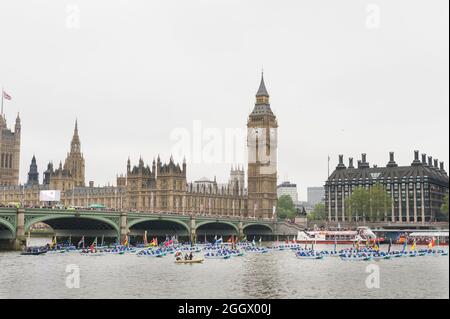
[2, 91, 11, 100]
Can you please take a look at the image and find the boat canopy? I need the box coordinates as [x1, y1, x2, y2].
[408, 232, 449, 237]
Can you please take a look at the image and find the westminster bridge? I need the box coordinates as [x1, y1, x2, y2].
[0, 207, 303, 250]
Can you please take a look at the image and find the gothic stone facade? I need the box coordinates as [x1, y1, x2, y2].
[1, 76, 278, 218]
[0, 114, 21, 186]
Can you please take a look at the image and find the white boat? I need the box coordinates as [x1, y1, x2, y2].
[297, 226, 381, 245]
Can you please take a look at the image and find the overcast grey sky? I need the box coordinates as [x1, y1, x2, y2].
[0, 0, 448, 200]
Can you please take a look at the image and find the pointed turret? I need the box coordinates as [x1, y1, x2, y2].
[70, 119, 81, 154]
[255, 72, 270, 105]
[27, 154, 39, 186]
[256, 72, 269, 97]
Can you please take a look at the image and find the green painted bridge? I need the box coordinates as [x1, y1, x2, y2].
[0, 208, 301, 250]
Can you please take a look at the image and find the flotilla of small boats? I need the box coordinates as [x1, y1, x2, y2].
[20, 236, 449, 264]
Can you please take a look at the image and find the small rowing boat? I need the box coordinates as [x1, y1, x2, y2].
[175, 258, 204, 264]
[21, 250, 47, 256]
[296, 254, 324, 260]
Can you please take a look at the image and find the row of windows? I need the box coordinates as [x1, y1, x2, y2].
[0, 153, 13, 169]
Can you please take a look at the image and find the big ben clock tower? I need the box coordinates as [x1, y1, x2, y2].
[247, 73, 278, 219]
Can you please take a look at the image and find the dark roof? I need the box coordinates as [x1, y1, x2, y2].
[327, 164, 449, 187]
[256, 74, 269, 97]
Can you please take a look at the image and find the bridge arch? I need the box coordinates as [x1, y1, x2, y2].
[24, 215, 120, 235]
[127, 217, 190, 232]
[0, 218, 15, 238]
[195, 220, 239, 233]
[242, 223, 274, 232]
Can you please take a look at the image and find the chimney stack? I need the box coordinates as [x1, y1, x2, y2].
[439, 162, 447, 175]
[412, 150, 422, 166]
[337, 154, 346, 169]
[428, 156, 433, 167]
[434, 159, 439, 168]
[89, 181, 94, 188]
[359, 153, 370, 168]
[422, 154, 427, 166]
[387, 152, 398, 167]
[349, 157, 354, 168]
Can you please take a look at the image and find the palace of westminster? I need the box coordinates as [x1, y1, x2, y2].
[0, 75, 278, 219]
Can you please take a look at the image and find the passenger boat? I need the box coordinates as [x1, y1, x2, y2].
[405, 231, 449, 246]
[174, 258, 204, 264]
[297, 226, 383, 245]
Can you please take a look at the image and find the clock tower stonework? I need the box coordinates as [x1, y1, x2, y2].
[247, 74, 278, 219]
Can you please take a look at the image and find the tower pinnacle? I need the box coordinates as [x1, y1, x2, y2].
[256, 72, 269, 104]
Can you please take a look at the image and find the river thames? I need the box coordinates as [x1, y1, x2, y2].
[0, 245, 448, 299]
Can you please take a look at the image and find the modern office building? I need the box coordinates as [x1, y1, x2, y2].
[277, 181, 298, 203]
[324, 151, 449, 223]
[307, 187, 325, 206]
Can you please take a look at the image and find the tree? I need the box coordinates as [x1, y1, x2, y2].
[440, 194, 449, 221]
[346, 184, 391, 222]
[369, 183, 392, 222]
[276, 195, 296, 220]
[345, 187, 370, 222]
[307, 202, 326, 220]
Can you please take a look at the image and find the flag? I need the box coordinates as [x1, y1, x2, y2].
[50, 236, 57, 248]
[143, 231, 148, 245]
[165, 239, 173, 247]
[78, 236, 85, 248]
[411, 239, 416, 251]
[428, 237, 435, 249]
[122, 236, 129, 247]
[2, 90, 11, 100]
[90, 237, 97, 251]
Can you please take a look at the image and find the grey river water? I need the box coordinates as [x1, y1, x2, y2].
[0, 245, 448, 299]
